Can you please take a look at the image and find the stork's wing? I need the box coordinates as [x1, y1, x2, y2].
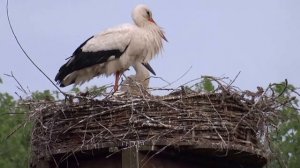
[55, 24, 134, 85]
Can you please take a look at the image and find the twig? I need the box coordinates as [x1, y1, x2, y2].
[4, 72, 27, 94]
[6, 0, 65, 96]
[141, 125, 198, 168]
[161, 66, 192, 88]
[4, 121, 26, 140]
[228, 71, 241, 88]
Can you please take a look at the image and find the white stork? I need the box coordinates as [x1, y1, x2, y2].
[55, 4, 167, 92]
[120, 63, 151, 95]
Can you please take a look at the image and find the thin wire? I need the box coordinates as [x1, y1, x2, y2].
[6, 0, 65, 95]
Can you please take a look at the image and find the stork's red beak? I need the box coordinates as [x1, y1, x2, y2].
[148, 18, 156, 24]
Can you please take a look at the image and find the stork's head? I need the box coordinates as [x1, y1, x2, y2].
[132, 4, 156, 27]
[132, 4, 168, 42]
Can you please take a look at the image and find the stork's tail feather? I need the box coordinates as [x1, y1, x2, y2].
[54, 64, 74, 87]
[142, 63, 156, 75]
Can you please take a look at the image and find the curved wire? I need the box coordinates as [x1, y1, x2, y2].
[6, 0, 65, 95]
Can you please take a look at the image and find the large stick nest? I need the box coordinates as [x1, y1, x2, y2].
[27, 77, 282, 166]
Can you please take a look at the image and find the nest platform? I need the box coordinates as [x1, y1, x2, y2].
[29, 89, 274, 168]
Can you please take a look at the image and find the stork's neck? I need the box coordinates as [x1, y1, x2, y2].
[132, 63, 150, 87]
[141, 24, 164, 62]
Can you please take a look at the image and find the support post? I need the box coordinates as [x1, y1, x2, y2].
[122, 146, 139, 168]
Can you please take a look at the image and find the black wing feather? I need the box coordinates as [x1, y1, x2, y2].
[55, 37, 129, 87]
[73, 36, 94, 55]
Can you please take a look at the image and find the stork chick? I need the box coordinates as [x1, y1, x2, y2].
[120, 63, 151, 95]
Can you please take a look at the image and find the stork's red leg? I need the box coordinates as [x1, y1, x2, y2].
[114, 71, 121, 92]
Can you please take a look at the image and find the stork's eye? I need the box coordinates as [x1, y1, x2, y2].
[146, 10, 151, 17]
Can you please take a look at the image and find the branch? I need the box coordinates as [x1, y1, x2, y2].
[6, 0, 65, 96]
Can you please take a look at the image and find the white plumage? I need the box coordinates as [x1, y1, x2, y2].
[120, 63, 151, 95]
[55, 4, 167, 92]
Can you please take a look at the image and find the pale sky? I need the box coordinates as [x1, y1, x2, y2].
[1, 0, 300, 97]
